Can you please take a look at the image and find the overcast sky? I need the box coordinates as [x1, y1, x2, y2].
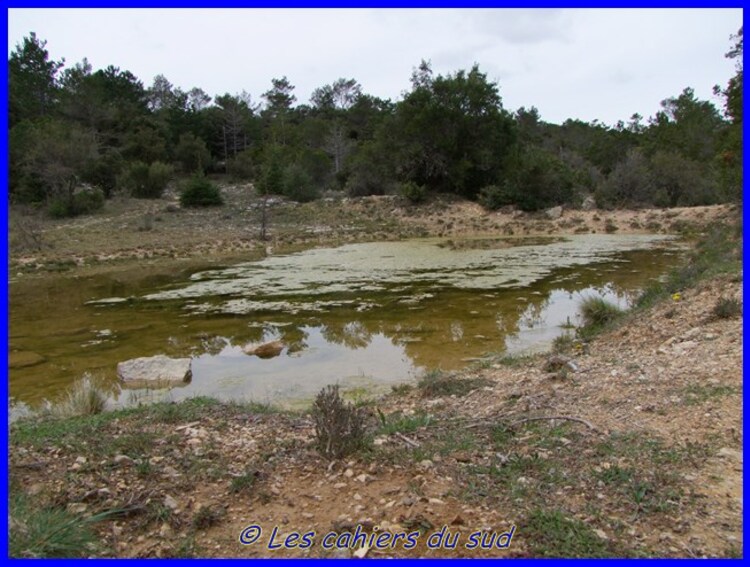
[8, 8, 742, 125]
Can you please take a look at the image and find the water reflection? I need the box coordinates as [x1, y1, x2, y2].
[9, 235, 683, 409]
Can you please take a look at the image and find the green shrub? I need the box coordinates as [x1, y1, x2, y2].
[47, 187, 105, 218]
[81, 150, 123, 197]
[479, 184, 515, 211]
[283, 164, 319, 202]
[401, 181, 427, 204]
[579, 297, 624, 329]
[121, 161, 173, 199]
[226, 149, 256, 181]
[179, 176, 223, 207]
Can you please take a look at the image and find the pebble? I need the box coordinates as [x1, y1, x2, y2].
[163, 495, 179, 511]
[114, 454, 134, 465]
[344, 468, 354, 478]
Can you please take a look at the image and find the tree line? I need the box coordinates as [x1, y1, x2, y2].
[8, 28, 742, 217]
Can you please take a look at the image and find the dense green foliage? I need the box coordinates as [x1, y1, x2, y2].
[179, 176, 223, 207]
[8, 30, 742, 216]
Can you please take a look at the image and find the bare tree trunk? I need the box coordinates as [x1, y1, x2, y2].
[259, 194, 270, 241]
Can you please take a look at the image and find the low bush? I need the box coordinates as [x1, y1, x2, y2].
[579, 297, 624, 329]
[283, 164, 319, 203]
[179, 176, 223, 207]
[401, 181, 427, 204]
[712, 297, 742, 319]
[120, 161, 173, 199]
[47, 187, 105, 218]
[312, 384, 368, 459]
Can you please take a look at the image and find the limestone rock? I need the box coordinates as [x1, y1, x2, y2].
[242, 340, 285, 359]
[117, 355, 192, 387]
[545, 205, 563, 220]
[543, 355, 578, 373]
[581, 196, 597, 211]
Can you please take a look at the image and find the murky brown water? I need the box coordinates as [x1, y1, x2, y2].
[9, 234, 683, 413]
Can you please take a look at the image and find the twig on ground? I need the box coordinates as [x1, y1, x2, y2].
[394, 432, 421, 448]
[509, 415, 599, 432]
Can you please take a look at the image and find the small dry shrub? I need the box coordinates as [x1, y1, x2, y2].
[312, 385, 368, 459]
[712, 297, 742, 319]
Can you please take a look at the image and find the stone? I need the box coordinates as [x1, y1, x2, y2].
[545, 206, 563, 220]
[9, 351, 45, 369]
[543, 355, 576, 373]
[242, 340, 285, 359]
[594, 529, 609, 540]
[114, 454, 134, 466]
[117, 355, 192, 387]
[452, 451, 472, 463]
[581, 196, 597, 211]
[163, 495, 179, 511]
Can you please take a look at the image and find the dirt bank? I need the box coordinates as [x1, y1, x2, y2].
[9, 184, 737, 277]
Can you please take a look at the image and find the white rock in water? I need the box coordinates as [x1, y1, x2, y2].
[117, 355, 192, 387]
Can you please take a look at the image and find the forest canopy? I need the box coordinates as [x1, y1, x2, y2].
[7, 28, 743, 217]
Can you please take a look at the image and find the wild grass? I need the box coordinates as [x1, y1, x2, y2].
[229, 468, 259, 495]
[551, 334, 575, 354]
[47, 375, 107, 418]
[521, 509, 617, 558]
[9, 493, 117, 558]
[417, 369, 492, 397]
[577, 297, 624, 338]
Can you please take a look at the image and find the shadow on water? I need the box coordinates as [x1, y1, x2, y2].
[10, 234, 684, 411]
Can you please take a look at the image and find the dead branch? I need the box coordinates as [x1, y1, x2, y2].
[509, 415, 598, 431]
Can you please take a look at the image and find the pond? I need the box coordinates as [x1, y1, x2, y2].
[10, 234, 683, 413]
